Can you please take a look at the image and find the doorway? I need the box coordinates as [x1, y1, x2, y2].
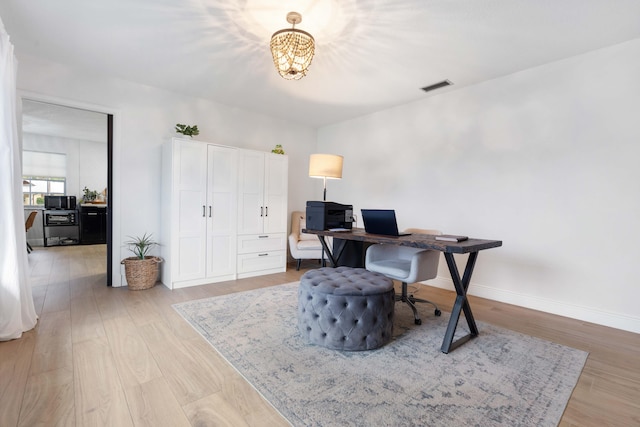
[21, 99, 114, 285]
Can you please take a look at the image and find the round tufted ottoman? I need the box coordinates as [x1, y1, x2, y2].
[298, 267, 395, 351]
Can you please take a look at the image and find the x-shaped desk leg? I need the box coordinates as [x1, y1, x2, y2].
[441, 252, 480, 353]
[316, 235, 347, 268]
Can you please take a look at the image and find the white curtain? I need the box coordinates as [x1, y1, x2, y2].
[0, 18, 38, 340]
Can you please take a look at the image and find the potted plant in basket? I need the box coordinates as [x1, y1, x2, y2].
[121, 233, 162, 290]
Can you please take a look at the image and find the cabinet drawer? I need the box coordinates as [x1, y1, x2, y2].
[237, 250, 286, 274]
[237, 233, 286, 254]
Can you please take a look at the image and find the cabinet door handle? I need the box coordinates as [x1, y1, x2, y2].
[265, 206, 268, 217]
[258, 235, 268, 239]
[258, 253, 268, 257]
[202, 205, 206, 217]
[260, 206, 264, 217]
[209, 206, 212, 217]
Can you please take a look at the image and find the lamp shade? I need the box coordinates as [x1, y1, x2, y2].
[309, 154, 343, 179]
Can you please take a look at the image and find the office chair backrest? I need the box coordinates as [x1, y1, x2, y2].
[25, 211, 38, 232]
[365, 228, 442, 283]
[403, 228, 442, 236]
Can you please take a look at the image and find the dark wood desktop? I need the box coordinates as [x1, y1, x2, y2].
[302, 228, 503, 353]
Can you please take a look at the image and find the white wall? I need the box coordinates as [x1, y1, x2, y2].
[16, 54, 317, 286]
[317, 39, 640, 333]
[78, 139, 108, 198]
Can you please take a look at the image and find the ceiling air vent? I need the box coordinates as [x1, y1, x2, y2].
[420, 80, 453, 93]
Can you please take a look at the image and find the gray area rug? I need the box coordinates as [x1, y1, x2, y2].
[173, 283, 588, 427]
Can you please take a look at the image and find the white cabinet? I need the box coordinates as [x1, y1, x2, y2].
[162, 140, 288, 288]
[161, 138, 237, 289]
[237, 150, 288, 278]
[237, 151, 288, 234]
[206, 145, 238, 278]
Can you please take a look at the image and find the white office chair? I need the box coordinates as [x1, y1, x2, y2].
[288, 211, 329, 270]
[365, 228, 442, 325]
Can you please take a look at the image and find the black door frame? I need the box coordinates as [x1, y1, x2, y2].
[106, 114, 113, 286]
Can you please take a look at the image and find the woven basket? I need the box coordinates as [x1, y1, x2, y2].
[121, 256, 162, 290]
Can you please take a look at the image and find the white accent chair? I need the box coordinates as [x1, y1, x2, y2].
[365, 228, 442, 325]
[288, 211, 328, 271]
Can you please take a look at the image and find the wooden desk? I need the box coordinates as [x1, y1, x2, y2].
[303, 228, 503, 353]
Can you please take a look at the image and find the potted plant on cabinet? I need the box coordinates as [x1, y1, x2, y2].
[121, 233, 162, 290]
[175, 123, 199, 138]
[82, 186, 98, 202]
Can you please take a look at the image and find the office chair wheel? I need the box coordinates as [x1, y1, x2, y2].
[414, 318, 422, 325]
[435, 309, 442, 317]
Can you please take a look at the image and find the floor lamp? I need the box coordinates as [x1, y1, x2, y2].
[308, 154, 343, 201]
[309, 153, 343, 267]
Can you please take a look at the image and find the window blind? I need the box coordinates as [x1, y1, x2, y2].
[23, 150, 66, 177]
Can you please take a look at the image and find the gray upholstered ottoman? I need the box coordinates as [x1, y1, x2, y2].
[298, 267, 395, 351]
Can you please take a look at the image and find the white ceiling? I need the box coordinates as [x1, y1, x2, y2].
[21, 100, 108, 143]
[2, 0, 640, 128]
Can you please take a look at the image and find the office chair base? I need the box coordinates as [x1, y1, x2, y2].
[396, 282, 441, 325]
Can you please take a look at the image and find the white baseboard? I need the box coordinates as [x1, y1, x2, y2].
[426, 276, 640, 335]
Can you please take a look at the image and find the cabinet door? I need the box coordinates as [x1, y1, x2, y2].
[237, 151, 265, 235]
[263, 153, 288, 233]
[79, 208, 106, 244]
[81, 211, 102, 244]
[206, 145, 237, 277]
[175, 141, 207, 281]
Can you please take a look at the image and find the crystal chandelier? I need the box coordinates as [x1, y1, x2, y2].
[270, 12, 315, 80]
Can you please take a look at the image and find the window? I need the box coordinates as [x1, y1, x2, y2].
[23, 177, 66, 206]
[22, 150, 67, 206]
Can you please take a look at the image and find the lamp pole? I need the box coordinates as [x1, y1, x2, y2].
[323, 176, 327, 201]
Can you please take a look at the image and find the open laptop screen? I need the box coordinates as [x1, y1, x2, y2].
[361, 209, 410, 236]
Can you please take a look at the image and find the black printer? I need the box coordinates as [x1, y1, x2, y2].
[305, 201, 354, 230]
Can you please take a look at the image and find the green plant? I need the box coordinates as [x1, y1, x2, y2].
[82, 186, 98, 201]
[175, 123, 200, 137]
[125, 233, 158, 260]
[271, 144, 285, 154]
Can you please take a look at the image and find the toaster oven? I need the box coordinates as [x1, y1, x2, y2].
[44, 209, 78, 226]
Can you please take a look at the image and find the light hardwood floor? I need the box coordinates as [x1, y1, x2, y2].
[1, 245, 639, 426]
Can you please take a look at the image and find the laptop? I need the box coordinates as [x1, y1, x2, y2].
[361, 209, 411, 237]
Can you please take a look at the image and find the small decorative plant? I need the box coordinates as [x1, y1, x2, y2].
[175, 123, 200, 137]
[271, 144, 285, 154]
[82, 186, 98, 202]
[124, 233, 158, 259]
